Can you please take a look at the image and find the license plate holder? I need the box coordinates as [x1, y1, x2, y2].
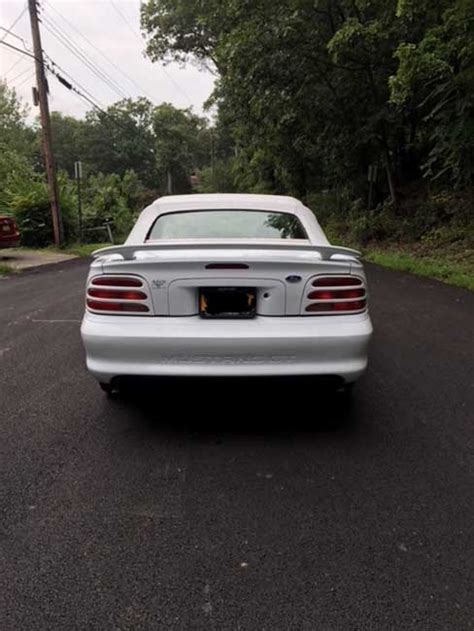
[199, 287, 257, 319]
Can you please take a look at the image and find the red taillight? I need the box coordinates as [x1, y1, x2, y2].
[87, 300, 149, 313]
[307, 288, 365, 300]
[91, 276, 143, 287]
[88, 288, 147, 300]
[87, 276, 149, 314]
[0, 218, 15, 233]
[305, 276, 367, 315]
[306, 300, 366, 313]
[312, 277, 362, 287]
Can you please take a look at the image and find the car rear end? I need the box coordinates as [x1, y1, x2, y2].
[0, 216, 20, 248]
[81, 244, 372, 385]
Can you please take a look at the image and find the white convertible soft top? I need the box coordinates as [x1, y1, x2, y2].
[125, 193, 329, 245]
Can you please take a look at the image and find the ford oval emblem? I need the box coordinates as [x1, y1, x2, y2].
[286, 275, 302, 284]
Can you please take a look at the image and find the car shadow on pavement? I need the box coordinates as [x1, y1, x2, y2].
[108, 376, 359, 438]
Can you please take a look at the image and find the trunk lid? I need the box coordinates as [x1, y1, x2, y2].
[94, 242, 359, 316]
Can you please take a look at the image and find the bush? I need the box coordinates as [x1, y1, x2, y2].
[83, 172, 138, 243]
[309, 187, 474, 248]
[8, 173, 78, 247]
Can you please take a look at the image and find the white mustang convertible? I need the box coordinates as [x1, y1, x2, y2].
[81, 194, 373, 394]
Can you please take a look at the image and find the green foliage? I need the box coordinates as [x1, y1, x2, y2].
[318, 188, 474, 246]
[141, 0, 223, 66]
[50, 113, 87, 177]
[365, 249, 474, 291]
[1, 2, 473, 259]
[61, 243, 108, 257]
[0, 81, 35, 157]
[153, 103, 209, 194]
[81, 172, 134, 242]
[0, 264, 14, 276]
[196, 159, 237, 193]
[8, 173, 77, 247]
[390, 0, 474, 187]
[1, 87, 211, 245]
[142, 0, 474, 197]
[82, 98, 157, 188]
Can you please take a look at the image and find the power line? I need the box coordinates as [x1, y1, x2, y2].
[109, 0, 141, 40]
[0, 38, 98, 110]
[108, 0, 193, 105]
[0, 26, 28, 43]
[44, 53, 105, 109]
[9, 63, 34, 84]
[3, 55, 28, 77]
[52, 68, 149, 139]
[40, 15, 129, 100]
[40, 12, 130, 100]
[44, 0, 156, 102]
[0, 39, 38, 61]
[43, 57, 143, 135]
[14, 69, 35, 89]
[0, 5, 27, 42]
[0, 31, 145, 139]
[0, 24, 34, 60]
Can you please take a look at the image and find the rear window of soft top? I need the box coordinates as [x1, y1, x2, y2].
[147, 209, 307, 240]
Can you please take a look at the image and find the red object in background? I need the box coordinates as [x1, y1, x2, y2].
[0, 216, 20, 249]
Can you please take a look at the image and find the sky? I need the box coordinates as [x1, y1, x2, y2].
[0, 0, 216, 119]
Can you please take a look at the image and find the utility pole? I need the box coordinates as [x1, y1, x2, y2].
[28, 0, 64, 247]
[74, 161, 83, 243]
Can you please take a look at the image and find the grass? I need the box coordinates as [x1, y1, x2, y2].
[323, 213, 474, 291]
[60, 243, 110, 257]
[0, 263, 13, 276]
[4, 234, 473, 290]
[363, 247, 474, 291]
[0, 243, 109, 276]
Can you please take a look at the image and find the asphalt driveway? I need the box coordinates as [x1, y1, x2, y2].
[0, 260, 473, 630]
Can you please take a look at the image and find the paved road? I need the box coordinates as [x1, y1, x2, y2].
[0, 260, 473, 630]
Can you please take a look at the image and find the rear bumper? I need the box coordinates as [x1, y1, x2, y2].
[81, 312, 373, 383]
[0, 235, 20, 248]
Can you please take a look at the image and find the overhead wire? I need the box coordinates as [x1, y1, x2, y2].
[0, 5, 27, 42]
[108, 0, 193, 106]
[9, 63, 34, 84]
[43, 51, 106, 109]
[0, 27, 148, 136]
[44, 57, 144, 136]
[3, 55, 28, 78]
[14, 69, 36, 90]
[0, 38, 105, 113]
[109, 0, 141, 40]
[0, 40, 38, 61]
[43, 0, 156, 102]
[39, 11, 130, 100]
[0, 20, 32, 77]
[0, 26, 28, 42]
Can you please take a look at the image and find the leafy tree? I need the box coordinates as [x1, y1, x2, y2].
[50, 112, 87, 177]
[0, 81, 36, 158]
[82, 98, 157, 187]
[141, 0, 225, 68]
[142, 0, 474, 200]
[153, 103, 209, 194]
[391, 0, 474, 187]
[8, 172, 78, 247]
